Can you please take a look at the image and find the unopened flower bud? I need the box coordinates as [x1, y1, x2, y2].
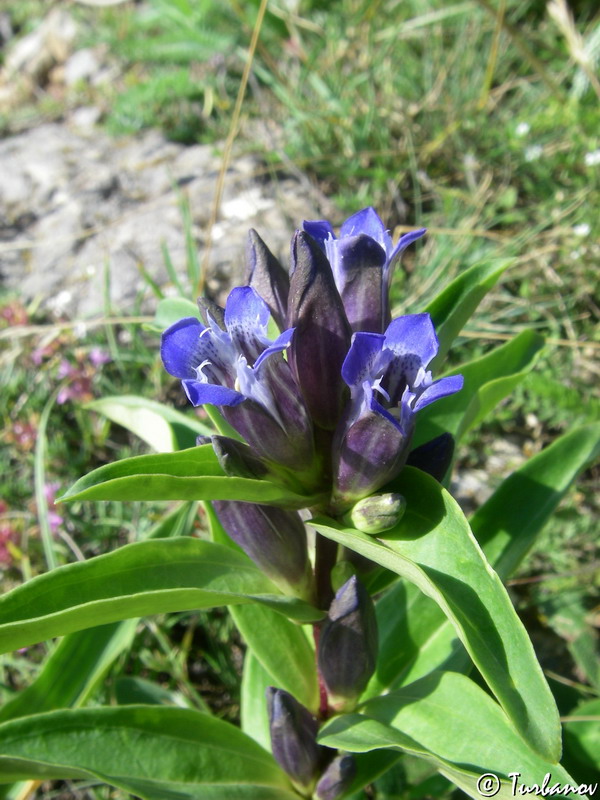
[213, 501, 314, 602]
[266, 687, 322, 791]
[318, 576, 378, 711]
[407, 432, 455, 483]
[316, 754, 356, 800]
[342, 492, 406, 534]
[287, 231, 352, 430]
[245, 229, 290, 331]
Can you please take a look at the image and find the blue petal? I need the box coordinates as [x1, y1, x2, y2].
[340, 207, 389, 250]
[341, 332, 386, 388]
[413, 374, 464, 412]
[389, 228, 427, 263]
[303, 220, 335, 250]
[254, 327, 295, 370]
[160, 317, 206, 379]
[384, 313, 439, 367]
[224, 286, 270, 358]
[182, 379, 244, 407]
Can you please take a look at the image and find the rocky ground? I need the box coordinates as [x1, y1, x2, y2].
[0, 8, 331, 317]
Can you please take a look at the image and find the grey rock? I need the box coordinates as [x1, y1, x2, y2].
[0, 122, 332, 317]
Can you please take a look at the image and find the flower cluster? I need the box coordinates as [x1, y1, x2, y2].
[161, 206, 462, 798]
[162, 207, 462, 508]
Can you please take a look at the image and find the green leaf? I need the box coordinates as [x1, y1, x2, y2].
[86, 395, 213, 453]
[319, 672, 582, 800]
[368, 424, 600, 698]
[0, 538, 322, 653]
[155, 296, 200, 329]
[310, 467, 561, 762]
[0, 705, 298, 799]
[425, 258, 512, 367]
[471, 422, 600, 580]
[114, 676, 193, 708]
[563, 698, 600, 772]
[59, 445, 322, 508]
[0, 620, 137, 724]
[413, 330, 545, 448]
[240, 651, 273, 751]
[231, 605, 319, 714]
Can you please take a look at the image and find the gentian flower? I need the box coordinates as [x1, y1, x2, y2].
[287, 231, 352, 430]
[304, 207, 426, 333]
[266, 687, 323, 792]
[212, 500, 315, 602]
[161, 286, 314, 471]
[332, 313, 464, 507]
[317, 575, 378, 711]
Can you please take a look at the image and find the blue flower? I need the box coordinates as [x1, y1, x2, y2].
[332, 312, 463, 505]
[161, 286, 314, 470]
[304, 207, 426, 333]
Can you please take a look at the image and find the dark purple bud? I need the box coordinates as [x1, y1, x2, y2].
[213, 501, 315, 602]
[315, 754, 356, 800]
[342, 492, 406, 534]
[266, 687, 322, 790]
[318, 575, 378, 711]
[330, 234, 387, 334]
[197, 297, 225, 329]
[407, 432, 455, 483]
[245, 229, 290, 331]
[287, 231, 352, 430]
[332, 409, 413, 510]
[211, 435, 268, 479]
[196, 435, 212, 446]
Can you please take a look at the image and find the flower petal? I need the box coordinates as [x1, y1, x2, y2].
[224, 286, 270, 361]
[160, 317, 207, 379]
[385, 313, 439, 367]
[413, 374, 464, 412]
[302, 219, 335, 250]
[340, 207, 389, 251]
[254, 327, 295, 370]
[182, 379, 244, 407]
[332, 234, 387, 333]
[388, 228, 427, 263]
[341, 332, 386, 389]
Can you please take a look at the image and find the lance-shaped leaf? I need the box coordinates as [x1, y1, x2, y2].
[0, 620, 138, 724]
[424, 258, 512, 367]
[0, 705, 299, 800]
[59, 444, 324, 508]
[310, 467, 561, 763]
[318, 672, 586, 800]
[288, 231, 352, 429]
[86, 395, 213, 453]
[154, 296, 201, 330]
[413, 329, 544, 448]
[241, 651, 273, 751]
[369, 422, 600, 697]
[0, 538, 323, 654]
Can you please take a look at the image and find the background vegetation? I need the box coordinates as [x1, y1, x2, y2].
[0, 0, 598, 796]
